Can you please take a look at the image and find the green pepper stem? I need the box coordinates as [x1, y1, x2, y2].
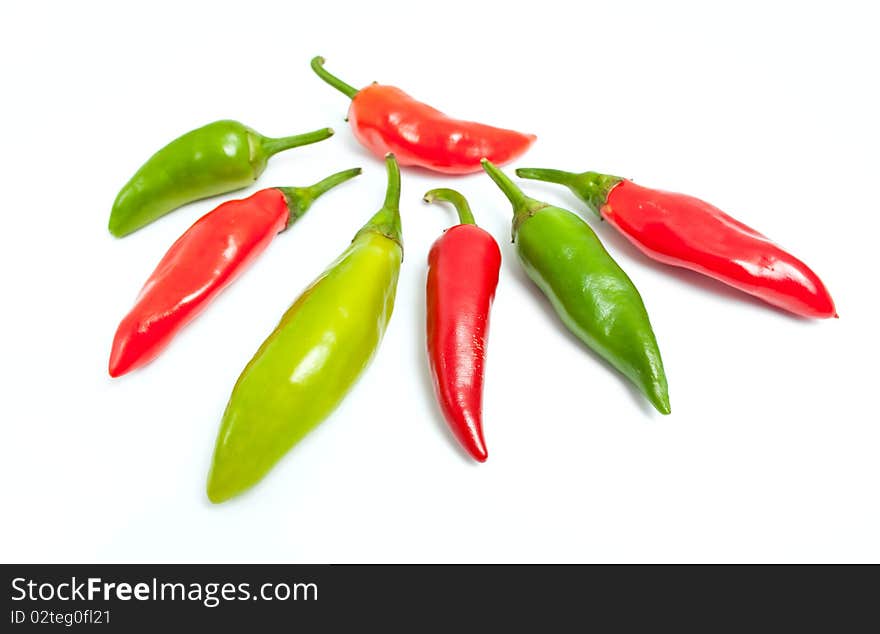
[423, 188, 476, 226]
[311, 56, 359, 99]
[481, 159, 546, 239]
[277, 167, 362, 227]
[382, 154, 401, 211]
[260, 127, 334, 158]
[357, 154, 403, 253]
[481, 159, 529, 208]
[517, 167, 622, 217]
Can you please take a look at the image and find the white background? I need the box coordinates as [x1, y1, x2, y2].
[1, 0, 877, 563]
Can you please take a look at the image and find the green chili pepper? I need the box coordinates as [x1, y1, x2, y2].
[481, 160, 670, 414]
[108, 120, 334, 237]
[206, 154, 403, 503]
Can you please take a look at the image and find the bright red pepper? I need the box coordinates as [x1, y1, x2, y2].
[108, 168, 361, 377]
[423, 188, 501, 461]
[311, 57, 536, 174]
[516, 168, 837, 319]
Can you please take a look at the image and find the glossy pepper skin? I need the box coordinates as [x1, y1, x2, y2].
[516, 168, 837, 319]
[207, 155, 404, 504]
[108, 168, 361, 378]
[108, 120, 334, 237]
[483, 161, 670, 414]
[109, 168, 361, 377]
[423, 189, 501, 462]
[311, 56, 536, 174]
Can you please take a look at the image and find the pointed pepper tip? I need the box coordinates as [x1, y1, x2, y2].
[206, 474, 235, 505]
[655, 398, 672, 416]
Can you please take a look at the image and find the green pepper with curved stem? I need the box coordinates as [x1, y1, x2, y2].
[481, 160, 670, 414]
[207, 154, 404, 503]
[108, 120, 334, 237]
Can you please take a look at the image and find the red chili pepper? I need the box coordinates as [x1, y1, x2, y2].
[108, 168, 361, 377]
[423, 188, 501, 461]
[311, 57, 536, 174]
[516, 168, 837, 319]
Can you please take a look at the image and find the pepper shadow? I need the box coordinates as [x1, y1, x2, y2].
[410, 257, 481, 464]
[337, 127, 382, 165]
[518, 179, 817, 324]
[501, 242, 660, 419]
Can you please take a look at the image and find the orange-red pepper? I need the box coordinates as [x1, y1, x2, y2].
[109, 168, 361, 377]
[311, 56, 536, 174]
[423, 189, 501, 461]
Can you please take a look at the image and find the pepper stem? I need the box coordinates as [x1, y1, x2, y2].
[307, 167, 363, 199]
[277, 167, 362, 227]
[356, 154, 403, 253]
[311, 56, 359, 99]
[260, 127, 334, 158]
[382, 154, 401, 211]
[481, 159, 546, 240]
[516, 167, 623, 217]
[423, 188, 476, 226]
[515, 167, 578, 187]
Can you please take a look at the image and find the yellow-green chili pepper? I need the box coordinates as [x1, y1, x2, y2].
[108, 120, 334, 237]
[207, 154, 403, 503]
[482, 160, 670, 414]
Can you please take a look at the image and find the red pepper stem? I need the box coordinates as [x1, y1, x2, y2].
[310, 56, 359, 99]
[516, 167, 623, 217]
[515, 167, 577, 186]
[356, 154, 403, 254]
[481, 159, 546, 240]
[277, 167, 362, 228]
[305, 167, 363, 199]
[423, 188, 476, 226]
[259, 127, 335, 158]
